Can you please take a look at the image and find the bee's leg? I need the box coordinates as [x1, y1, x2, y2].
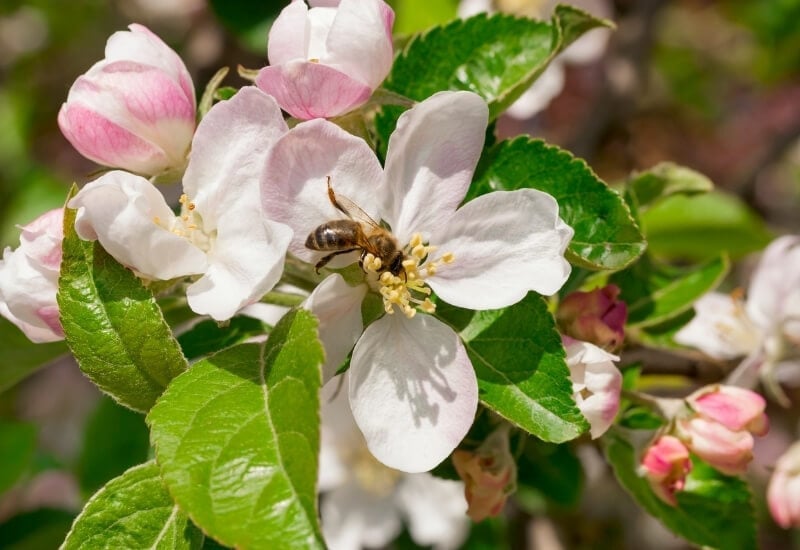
[326, 176, 349, 217]
[314, 248, 359, 273]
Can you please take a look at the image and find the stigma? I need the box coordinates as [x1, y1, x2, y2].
[365, 232, 455, 319]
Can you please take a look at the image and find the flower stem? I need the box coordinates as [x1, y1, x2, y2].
[260, 290, 306, 307]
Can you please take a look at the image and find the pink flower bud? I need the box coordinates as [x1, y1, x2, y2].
[687, 385, 769, 436]
[452, 427, 516, 522]
[58, 24, 196, 176]
[557, 284, 627, 351]
[0, 208, 65, 343]
[256, 0, 394, 119]
[640, 435, 692, 506]
[677, 385, 769, 475]
[564, 338, 622, 439]
[768, 441, 800, 529]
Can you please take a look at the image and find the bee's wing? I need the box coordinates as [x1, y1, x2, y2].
[327, 179, 381, 230]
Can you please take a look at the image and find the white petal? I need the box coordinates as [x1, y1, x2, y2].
[267, 0, 311, 64]
[261, 118, 384, 263]
[303, 274, 367, 383]
[747, 235, 800, 332]
[565, 340, 621, 439]
[68, 171, 207, 280]
[428, 189, 573, 310]
[383, 91, 488, 243]
[183, 87, 288, 231]
[396, 473, 469, 549]
[675, 292, 761, 359]
[349, 314, 478, 473]
[321, 483, 401, 550]
[319, 376, 363, 492]
[324, 0, 395, 89]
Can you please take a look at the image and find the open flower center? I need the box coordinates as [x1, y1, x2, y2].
[364, 232, 454, 319]
[713, 289, 762, 354]
[153, 193, 213, 253]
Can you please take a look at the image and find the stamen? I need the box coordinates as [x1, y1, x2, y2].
[364, 232, 456, 318]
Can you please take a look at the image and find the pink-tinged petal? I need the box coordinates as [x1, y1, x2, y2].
[383, 91, 488, 243]
[183, 87, 288, 231]
[428, 189, 573, 309]
[58, 102, 174, 176]
[640, 435, 691, 506]
[304, 275, 367, 382]
[321, 483, 401, 550]
[565, 340, 621, 438]
[747, 235, 800, 331]
[256, 61, 372, 119]
[105, 24, 195, 103]
[396, 473, 469, 548]
[324, 0, 394, 89]
[267, 0, 311, 65]
[688, 385, 768, 434]
[679, 417, 754, 476]
[261, 118, 384, 263]
[68, 171, 207, 281]
[19, 208, 64, 271]
[0, 247, 63, 343]
[675, 292, 761, 360]
[768, 442, 800, 529]
[349, 313, 478, 473]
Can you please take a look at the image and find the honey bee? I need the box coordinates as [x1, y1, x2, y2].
[305, 177, 405, 276]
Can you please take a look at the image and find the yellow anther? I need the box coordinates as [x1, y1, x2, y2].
[179, 194, 189, 204]
[409, 233, 423, 248]
[187, 202, 196, 211]
[420, 299, 436, 313]
[442, 252, 455, 264]
[412, 244, 426, 258]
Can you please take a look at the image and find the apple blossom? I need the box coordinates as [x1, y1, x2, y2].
[67, 87, 292, 321]
[58, 24, 196, 177]
[675, 236, 800, 399]
[458, 0, 611, 119]
[452, 425, 517, 522]
[256, 0, 394, 120]
[262, 90, 573, 472]
[768, 441, 800, 529]
[0, 208, 64, 343]
[557, 284, 627, 351]
[564, 338, 622, 438]
[676, 385, 768, 476]
[639, 435, 691, 506]
[319, 377, 469, 550]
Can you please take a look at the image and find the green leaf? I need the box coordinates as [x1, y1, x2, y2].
[57, 202, 188, 412]
[390, 0, 458, 36]
[470, 138, 646, 270]
[517, 439, 583, 508]
[148, 309, 325, 550]
[0, 421, 37, 494]
[376, 8, 611, 147]
[77, 397, 150, 496]
[0, 316, 66, 393]
[630, 309, 696, 350]
[62, 461, 203, 550]
[438, 294, 588, 442]
[611, 254, 729, 328]
[641, 191, 773, 261]
[177, 316, 267, 361]
[626, 162, 713, 213]
[605, 432, 756, 550]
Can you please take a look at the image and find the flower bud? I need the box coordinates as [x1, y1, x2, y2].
[452, 426, 516, 522]
[256, 0, 394, 119]
[58, 24, 196, 176]
[557, 284, 627, 351]
[564, 338, 622, 439]
[677, 385, 768, 475]
[640, 435, 692, 506]
[0, 208, 65, 343]
[768, 441, 800, 529]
